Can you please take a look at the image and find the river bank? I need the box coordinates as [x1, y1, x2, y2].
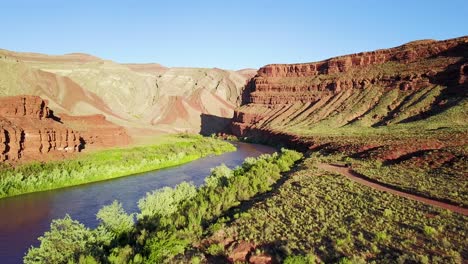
[0, 141, 276, 264]
[0, 134, 235, 199]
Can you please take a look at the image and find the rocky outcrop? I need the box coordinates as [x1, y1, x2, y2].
[257, 38, 467, 78]
[460, 63, 468, 85]
[61, 114, 130, 148]
[249, 254, 273, 264]
[241, 36, 467, 105]
[232, 36, 468, 136]
[228, 241, 255, 263]
[0, 95, 51, 119]
[0, 96, 130, 162]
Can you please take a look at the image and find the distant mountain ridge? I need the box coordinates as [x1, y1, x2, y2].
[0, 49, 254, 138]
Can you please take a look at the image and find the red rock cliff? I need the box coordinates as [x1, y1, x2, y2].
[0, 96, 130, 162]
[232, 36, 468, 137]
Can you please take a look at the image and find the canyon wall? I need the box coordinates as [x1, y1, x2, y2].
[0, 96, 129, 162]
[232, 36, 468, 137]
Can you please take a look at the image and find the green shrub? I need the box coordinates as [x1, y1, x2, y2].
[338, 256, 367, 264]
[77, 255, 99, 264]
[423, 225, 437, 237]
[145, 231, 189, 263]
[204, 164, 233, 188]
[206, 243, 225, 256]
[138, 181, 197, 220]
[26, 149, 303, 263]
[107, 245, 134, 264]
[24, 215, 97, 264]
[283, 254, 315, 264]
[375, 231, 390, 243]
[97, 201, 134, 238]
[191, 255, 202, 264]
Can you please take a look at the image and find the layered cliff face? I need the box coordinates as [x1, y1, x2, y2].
[0, 50, 251, 136]
[233, 36, 468, 138]
[0, 96, 129, 162]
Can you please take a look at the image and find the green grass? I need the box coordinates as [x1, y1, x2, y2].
[287, 95, 468, 138]
[351, 146, 468, 206]
[223, 157, 467, 263]
[0, 134, 236, 199]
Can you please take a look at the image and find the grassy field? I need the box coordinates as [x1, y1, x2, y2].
[0, 134, 236, 199]
[350, 146, 468, 207]
[218, 157, 467, 263]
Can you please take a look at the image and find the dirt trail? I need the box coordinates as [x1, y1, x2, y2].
[317, 163, 468, 216]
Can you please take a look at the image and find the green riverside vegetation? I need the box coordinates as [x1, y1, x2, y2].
[24, 149, 302, 264]
[0, 134, 236, 199]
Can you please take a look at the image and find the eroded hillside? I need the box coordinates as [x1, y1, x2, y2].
[234, 37, 467, 134]
[0, 49, 251, 136]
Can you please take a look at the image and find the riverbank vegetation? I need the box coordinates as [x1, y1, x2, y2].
[0, 134, 235, 199]
[24, 149, 302, 264]
[24, 150, 302, 263]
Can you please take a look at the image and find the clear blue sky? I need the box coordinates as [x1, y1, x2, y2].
[2, 0, 467, 70]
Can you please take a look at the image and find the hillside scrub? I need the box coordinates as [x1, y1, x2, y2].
[0, 134, 236, 199]
[24, 148, 303, 263]
[351, 147, 468, 207]
[315, 146, 468, 207]
[218, 157, 467, 263]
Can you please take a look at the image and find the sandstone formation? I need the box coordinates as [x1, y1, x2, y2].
[0, 96, 129, 162]
[232, 36, 468, 137]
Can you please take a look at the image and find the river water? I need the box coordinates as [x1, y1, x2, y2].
[0, 142, 275, 263]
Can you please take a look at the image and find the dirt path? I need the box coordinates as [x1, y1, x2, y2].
[317, 163, 468, 216]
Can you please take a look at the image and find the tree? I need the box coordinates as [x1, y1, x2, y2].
[138, 182, 197, 220]
[145, 231, 189, 263]
[24, 215, 95, 264]
[204, 164, 233, 188]
[97, 201, 134, 238]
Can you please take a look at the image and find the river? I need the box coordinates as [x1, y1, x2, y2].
[0, 142, 275, 263]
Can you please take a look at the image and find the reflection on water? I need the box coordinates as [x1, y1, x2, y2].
[0, 142, 275, 263]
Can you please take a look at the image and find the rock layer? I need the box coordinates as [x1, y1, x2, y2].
[258, 38, 466, 78]
[0, 96, 130, 162]
[232, 36, 468, 136]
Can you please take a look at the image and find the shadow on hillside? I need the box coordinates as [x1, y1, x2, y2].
[78, 137, 86, 152]
[199, 114, 232, 136]
[375, 42, 468, 126]
[239, 78, 255, 105]
[205, 157, 309, 227]
[47, 109, 63, 123]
